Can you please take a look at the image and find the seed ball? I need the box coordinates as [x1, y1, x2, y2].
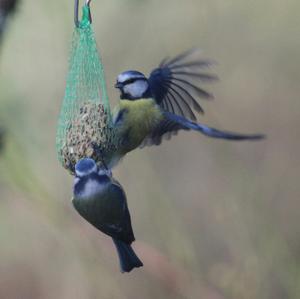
[60, 101, 116, 174]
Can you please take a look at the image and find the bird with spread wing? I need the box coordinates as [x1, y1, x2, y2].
[100, 49, 264, 169]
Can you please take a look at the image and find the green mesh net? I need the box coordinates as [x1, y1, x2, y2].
[56, 5, 115, 173]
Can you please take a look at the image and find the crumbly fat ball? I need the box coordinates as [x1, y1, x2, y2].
[60, 101, 116, 174]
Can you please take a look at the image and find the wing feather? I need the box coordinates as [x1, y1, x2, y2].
[164, 79, 204, 114]
[148, 49, 215, 119]
[166, 90, 189, 120]
[167, 87, 195, 120]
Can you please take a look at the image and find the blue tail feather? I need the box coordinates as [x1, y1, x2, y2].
[113, 239, 143, 273]
[164, 111, 265, 141]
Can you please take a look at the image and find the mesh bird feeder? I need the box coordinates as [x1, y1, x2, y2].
[56, 0, 115, 174]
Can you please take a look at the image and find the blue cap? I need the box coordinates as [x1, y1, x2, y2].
[75, 158, 97, 177]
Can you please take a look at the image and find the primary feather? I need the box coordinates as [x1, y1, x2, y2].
[148, 48, 217, 120]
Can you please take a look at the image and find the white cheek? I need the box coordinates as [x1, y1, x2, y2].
[82, 179, 107, 198]
[124, 81, 148, 98]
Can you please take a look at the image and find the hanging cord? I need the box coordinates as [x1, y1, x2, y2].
[74, 0, 92, 27]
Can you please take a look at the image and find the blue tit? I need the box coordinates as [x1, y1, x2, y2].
[106, 49, 265, 168]
[72, 158, 143, 273]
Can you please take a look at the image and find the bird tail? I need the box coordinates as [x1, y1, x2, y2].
[164, 111, 265, 141]
[113, 239, 143, 273]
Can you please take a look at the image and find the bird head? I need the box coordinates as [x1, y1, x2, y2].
[115, 70, 150, 100]
[73, 158, 111, 199]
[75, 158, 98, 178]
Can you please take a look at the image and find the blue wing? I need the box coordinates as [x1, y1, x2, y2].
[148, 49, 217, 121]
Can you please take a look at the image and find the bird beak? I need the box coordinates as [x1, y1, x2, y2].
[114, 83, 122, 89]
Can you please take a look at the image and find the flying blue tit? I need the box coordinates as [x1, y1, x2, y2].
[105, 49, 265, 167]
[72, 158, 143, 273]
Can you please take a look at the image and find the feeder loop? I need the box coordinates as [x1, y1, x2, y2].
[74, 0, 92, 28]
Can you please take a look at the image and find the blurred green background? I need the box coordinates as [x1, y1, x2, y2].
[0, 0, 299, 298]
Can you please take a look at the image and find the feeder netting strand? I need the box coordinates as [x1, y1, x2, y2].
[56, 5, 114, 171]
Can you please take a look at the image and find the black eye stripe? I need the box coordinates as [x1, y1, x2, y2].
[122, 77, 147, 85]
[124, 78, 135, 84]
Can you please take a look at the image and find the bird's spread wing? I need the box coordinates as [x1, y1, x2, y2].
[140, 112, 265, 147]
[148, 49, 217, 121]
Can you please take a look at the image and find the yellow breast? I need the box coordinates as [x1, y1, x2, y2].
[115, 98, 163, 152]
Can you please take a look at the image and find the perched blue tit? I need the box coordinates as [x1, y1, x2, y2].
[105, 49, 264, 168]
[72, 158, 143, 273]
